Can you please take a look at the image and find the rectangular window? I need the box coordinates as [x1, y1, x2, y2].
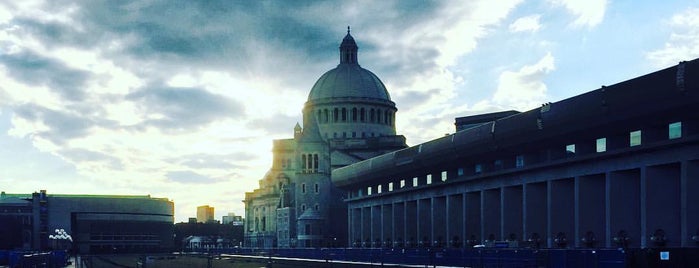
[426, 174, 432, 185]
[367, 186, 372, 196]
[566, 144, 576, 155]
[494, 160, 503, 170]
[596, 138, 606, 152]
[302, 183, 306, 193]
[441, 171, 448, 181]
[389, 182, 393, 192]
[358, 189, 363, 197]
[413, 177, 418, 187]
[516, 155, 524, 168]
[475, 164, 482, 174]
[669, 122, 682, 139]
[400, 180, 405, 188]
[630, 130, 642, 146]
[457, 168, 464, 176]
[315, 183, 319, 193]
[377, 185, 382, 194]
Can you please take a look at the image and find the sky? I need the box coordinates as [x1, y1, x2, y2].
[1, 0, 698, 223]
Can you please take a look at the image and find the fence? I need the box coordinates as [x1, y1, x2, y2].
[0, 250, 68, 268]
[203, 247, 628, 267]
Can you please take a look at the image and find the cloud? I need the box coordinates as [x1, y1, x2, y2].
[58, 148, 123, 170]
[646, 8, 699, 68]
[549, 0, 606, 28]
[12, 103, 94, 144]
[125, 85, 244, 131]
[0, 0, 532, 221]
[0, 50, 90, 101]
[166, 170, 221, 184]
[394, 88, 442, 110]
[509, 15, 542, 33]
[246, 113, 302, 136]
[173, 153, 254, 170]
[493, 52, 555, 110]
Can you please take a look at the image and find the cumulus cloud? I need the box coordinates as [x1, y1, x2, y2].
[0, 0, 536, 221]
[493, 52, 555, 110]
[509, 15, 542, 33]
[173, 153, 254, 170]
[549, 0, 607, 28]
[125, 85, 244, 131]
[12, 103, 95, 144]
[166, 170, 221, 184]
[647, 8, 699, 68]
[246, 113, 302, 136]
[58, 148, 123, 170]
[0, 50, 90, 101]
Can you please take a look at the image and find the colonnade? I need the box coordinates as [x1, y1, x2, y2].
[348, 158, 699, 249]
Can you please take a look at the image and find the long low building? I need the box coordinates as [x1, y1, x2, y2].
[332, 59, 699, 249]
[0, 190, 174, 253]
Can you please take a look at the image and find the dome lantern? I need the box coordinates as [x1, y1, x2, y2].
[340, 26, 358, 64]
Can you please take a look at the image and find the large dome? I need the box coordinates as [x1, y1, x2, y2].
[307, 27, 391, 103]
[302, 28, 398, 141]
[308, 64, 390, 101]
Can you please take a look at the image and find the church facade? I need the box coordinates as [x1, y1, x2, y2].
[243, 29, 407, 248]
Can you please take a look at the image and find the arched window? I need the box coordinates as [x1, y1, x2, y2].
[301, 154, 307, 170]
[317, 110, 322, 124]
[342, 108, 347, 122]
[360, 108, 365, 122]
[333, 108, 339, 122]
[313, 154, 319, 172]
[352, 108, 357, 122]
[370, 109, 375, 123]
[307, 154, 313, 172]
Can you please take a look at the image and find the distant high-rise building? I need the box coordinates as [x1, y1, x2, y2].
[222, 212, 244, 225]
[196, 205, 214, 223]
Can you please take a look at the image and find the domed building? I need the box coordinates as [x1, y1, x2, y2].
[244, 28, 407, 248]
